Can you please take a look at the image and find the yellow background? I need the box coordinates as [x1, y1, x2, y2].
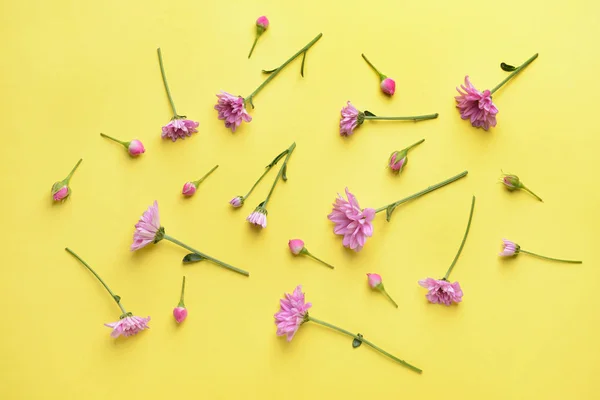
[1, 0, 598, 398]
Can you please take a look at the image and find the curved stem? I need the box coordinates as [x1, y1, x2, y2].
[522, 186, 543, 202]
[405, 138, 425, 152]
[163, 235, 250, 277]
[520, 249, 582, 264]
[375, 171, 468, 213]
[244, 167, 272, 200]
[65, 248, 127, 314]
[194, 165, 219, 186]
[248, 37, 259, 59]
[443, 196, 476, 280]
[262, 142, 296, 208]
[305, 252, 335, 269]
[178, 276, 186, 307]
[491, 53, 538, 95]
[157, 48, 178, 117]
[365, 114, 438, 121]
[100, 133, 126, 146]
[307, 316, 422, 373]
[65, 159, 83, 183]
[361, 53, 385, 80]
[381, 288, 398, 308]
[245, 33, 322, 105]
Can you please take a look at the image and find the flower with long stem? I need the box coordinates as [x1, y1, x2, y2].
[500, 172, 543, 202]
[173, 276, 188, 323]
[361, 53, 396, 95]
[100, 133, 145, 156]
[274, 285, 421, 373]
[288, 239, 335, 269]
[65, 248, 150, 338]
[339, 101, 438, 136]
[499, 239, 582, 264]
[182, 165, 219, 197]
[419, 196, 475, 306]
[367, 273, 398, 308]
[157, 48, 199, 141]
[215, 33, 323, 132]
[131, 201, 249, 277]
[51, 158, 83, 202]
[248, 16, 269, 58]
[247, 142, 296, 229]
[388, 138, 424, 173]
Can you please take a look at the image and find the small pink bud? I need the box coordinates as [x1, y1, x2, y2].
[388, 151, 407, 172]
[182, 182, 197, 197]
[173, 307, 188, 323]
[256, 16, 269, 30]
[230, 196, 244, 208]
[501, 174, 521, 191]
[288, 239, 305, 255]
[366, 273, 383, 288]
[52, 185, 69, 202]
[128, 140, 145, 156]
[380, 78, 396, 95]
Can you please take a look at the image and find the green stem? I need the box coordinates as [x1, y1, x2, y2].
[178, 276, 186, 307]
[443, 196, 476, 280]
[490, 53, 538, 95]
[244, 33, 323, 106]
[65, 247, 127, 315]
[405, 138, 425, 152]
[307, 316, 422, 373]
[244, 167, 272, 200]
[248, 37, 259, 59]
[163, 235, 250, 277]
[305, 251, 335, 269]
[361, 53, 385, 80]
[262, 142, 296, 208]
[374, 171, 468, 213]
[380, 288, 398, 308]
[194, 165, 219, 186]
[522, 186, 543, 202]
[365, 114, 438, 121]
[100, 133, 126, 147]
[157, 47, 178, 117]
[520, 249, 582, 264]
[65, 159, 83, 184]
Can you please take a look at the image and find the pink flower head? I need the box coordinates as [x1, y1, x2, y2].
[327, 188, 375, 251]
[288, 239, 305, 255]
[104, 315, 150, 338]
[389, 151, 407, 172]
[161, 118, 199, 142]
[500, 239, 520, 257]
[214, 91, 252, 133]
[274, 285, 312, 342]
[230, 196, 244, 208]
[380, 78, 396, 95]
[128, 140, 145, 156]
[173, 307, 188, 323]
[52, 185, 69, 202]
[339, 101, 364, 136]
[256, 16, 269, 30]
[418, 278, 463, 306]
[182, 182, 197, 196]
[131, 201, 164, 251]
[366, 273, 382, 288]
[455, 76, 498, 130]
[247, 206, 267, 228]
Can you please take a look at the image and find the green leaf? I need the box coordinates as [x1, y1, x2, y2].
[500, 62, 517, 72]
[282, 165, 288, 181]
[385, 204, 396, 222]
[364, 110, 376, 117]
[183, 253, 206, 264]
[352, 333, 363, 348]
[113, 295, 121, 303]
[300, 51, 307, 77]
[262, 68, 277, 74]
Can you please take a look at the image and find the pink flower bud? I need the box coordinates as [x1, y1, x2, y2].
[173, 306, 188, 323]
[230, 196, 244, 208]
[52, 185, 69, 202]
[256, 16, 269, 30]
[182, 182, 197, 197]
[501, 174, 521, 191]
[366, 273, 383, 288]
[128, 140, 145, 156]
[388, 151, 407, 172]
[380, 78, 396, 95]
[288, 239, 305, 255]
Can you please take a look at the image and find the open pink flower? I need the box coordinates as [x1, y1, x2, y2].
[339, 101, 363, 136]
[327, 188, 375, 251]
[418, 278, 463, 306]
[131, 201, 163, 251]
[247, 207, 267, 228]
[274, 285, 312, 342]
[455, 76, 498, 130]
[214, 91, 252, 132]
[162, 118, 199, 141]
[499, 239, 519, 256]
[105, 315, 151, 338]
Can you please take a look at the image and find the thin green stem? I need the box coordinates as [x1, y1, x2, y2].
[361, 53, 385, 80]
[65, 159, 83, 183]
[374, 171, 468, 213]
[243, 167, 272, 200]
[163, 235, 250, 277]
[491, 53, 538, 95]
[443, 196, 476, 280]
[157, 47, 178, 117]
[100, 133, 126, 146]
[178, 276, 186, 307]
[405, 138, 425, 152]
[520, 249, 582, 264]
[305, 252, 335, 269]
[365, 113, 438, 121]
[380, 288, 398, 308]
[263, 142, 296, 208]
[307, 316, 422, 373]
[245, 33, 322, 106]
[65, 248, 127, 315]
[522, 186, 543, 202]
[248, 37, 259, 59]
[194, 165, 219, 186]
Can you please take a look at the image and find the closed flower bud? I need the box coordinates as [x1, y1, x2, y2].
[52, 185, 69, 201]
[388, 150, 407, 172]
[288, 239, 305, 255]
[256, 16, 269, 31]
[230, 196, 244, 208]
[182, 182, 197, 197]
[501, 174, 522, 191]
[127, 140, 145, 156]
[366, 273, 383, 288]
[173, 306, 188, 323]
[380, 78, 396, 96]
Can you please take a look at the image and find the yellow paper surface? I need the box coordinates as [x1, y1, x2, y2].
[1, 0, 598, 398]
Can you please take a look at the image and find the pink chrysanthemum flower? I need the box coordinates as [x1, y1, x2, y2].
[499, 239, 519, 256]
[131, 200, 163, 251]
[104, 315, 151, 338]
[418, 278, 463, 306]
[455, 76, 498, 131]
[247, 206, 267, 228]
[327, 188, 375, 251]
[339, 101, 364, 136]
[161, 118, 199, 142]
[274, 285, 312, 342]
[214, 91, 252, 133]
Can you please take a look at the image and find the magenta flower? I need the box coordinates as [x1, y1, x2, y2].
[388, 139, 424, 174]
[499, 239, 519, 256]
[51, 158, 82, 202]
[53, 186, 69, 201]
[339, 101, 363, 136]
[100, 133, 145, 156]
[230, 196, 244, 208]
[105, 315, 151, 338]
[361, 53, 396, 96]
[288, 239, 335, 269]
[247, 206, 268, 228]
[455, 76, 498, 131]
[214, 92, 252, 133]
[161, 118, 199, 142]
[418, 278, 463, 306]
[181, 165, 219, 197]
[248, 16, 270, 58]
[327, 188, 375, 251]
[367, 273, 398, 308]
[173, 276, 188, 324]
[274, 285, 312, 341]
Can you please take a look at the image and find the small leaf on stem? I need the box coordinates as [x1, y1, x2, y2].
[267, 149, 289, 168]
[364, 110, 377, 117]
[282, 165, 288, 181]
[183, 253, 207, 263]
[500, 62, 517, 72]
[300, 51, 307, 77]
[262, 68, 277, 74]
[352, 333, 363, 348]
[385, 204, 396, 222]
[113, 295, 121, 303]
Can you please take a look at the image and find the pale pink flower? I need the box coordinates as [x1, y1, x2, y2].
[230, 196, 244, 208]
[388, 151, 406, 172]
[455, 76, 498, 130]
[128, 140, 145, 156]
[214, 91, 252, 132]
[339, 101, 364, 136]
[256, 16, 269, 29]
[274, 285, 312, 341]
[182, 182, 197, 196]
[366, 273, 382, 288]
[418, 278, 463, 306]
[104, 315, 151, 338]
[161, 118, 199, 142]
[500, 239, 519, 256]
[288, 239, 305, 255]
[247, 207, 267, 228]
[327, 188, 375, 251]
[52, 186, 69, 202]
[173, 307, 188, 323]
[380, 78, 396, 95]
[131, 201, 163, 251]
